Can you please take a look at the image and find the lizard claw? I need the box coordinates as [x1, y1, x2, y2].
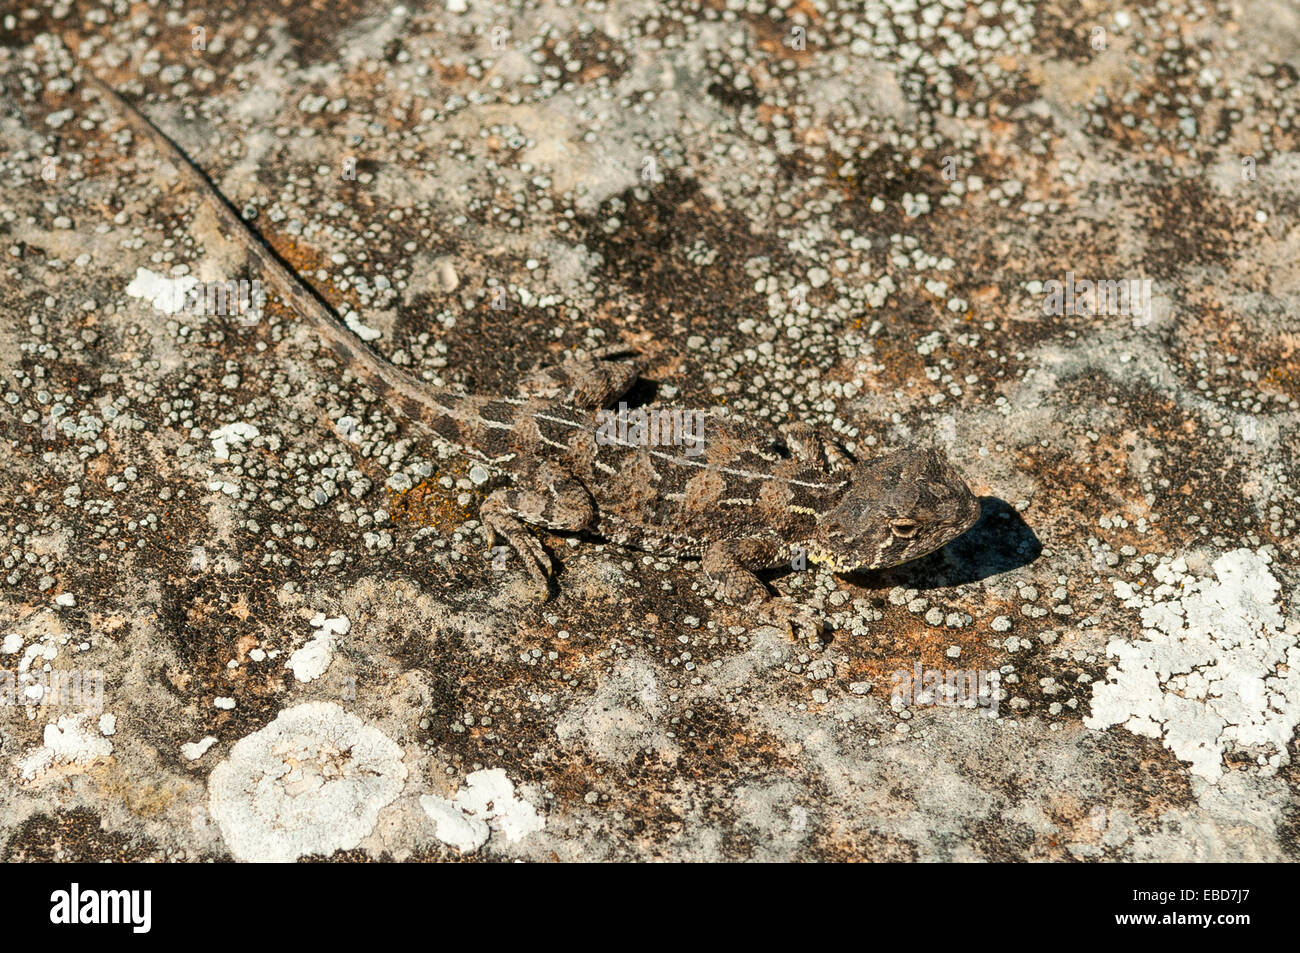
[757, 598, 826, 648]
[480, 508, 555, 601]
[483, 537, 553, 601]
[513, 542, 555, 601]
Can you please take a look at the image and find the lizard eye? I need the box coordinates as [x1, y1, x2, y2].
[890, 521, 919, 539]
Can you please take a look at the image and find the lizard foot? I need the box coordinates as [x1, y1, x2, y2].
[481, 496, 555, 601]
[700, 538, 825, 646]
[478, 469, 596, 601]
[756, 598, 826, 648]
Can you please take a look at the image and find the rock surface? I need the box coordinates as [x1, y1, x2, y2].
[1, 0, 1297, 861]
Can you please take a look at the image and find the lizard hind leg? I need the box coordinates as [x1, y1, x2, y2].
[516, 348, 643, 409]
[479, 463, 597, 599]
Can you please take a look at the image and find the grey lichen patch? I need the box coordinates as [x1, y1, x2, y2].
[1085, 549, 1299, 782]
[207, 702, 407, 863]
[554, 657, 678, 765]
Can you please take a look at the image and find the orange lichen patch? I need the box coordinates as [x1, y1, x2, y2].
[869, 336, 929, 390]
[748, 13, 818, 58]
[789, 0, 821, 21]
[847, 618, 1001, 689]
[811, 829, 921, 862]
[968, 284, 1001, 308]
[266, 240, 362, 316]
[92, 769, 181, 819]
[386, 474, 479, 529]
[164, 667, 192, 692]
[545, 758, 612, 806]
[434, 61, 469, 85]
[1056, 429, 1136, 489]
[577, 61, 617, 85]
[87, 614, 128, 638]
[86, 455, 112, 478]
[754, 103, 784, 127]
[1264, 364, 1300, 397]
[1012, 440, 1122, 512]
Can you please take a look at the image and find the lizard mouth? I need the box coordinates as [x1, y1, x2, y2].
[801, 543, 868, 573]
[804, 501, 983, 573]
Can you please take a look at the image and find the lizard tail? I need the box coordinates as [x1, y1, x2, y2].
[83, 71, 466, 443]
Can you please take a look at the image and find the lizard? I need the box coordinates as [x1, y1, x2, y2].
[82, 73, 984, 644]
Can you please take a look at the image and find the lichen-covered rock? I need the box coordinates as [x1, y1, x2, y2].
[2, 0, 1300, 863]
[1085, 550, 1299, 782]
[208, 703, 407, 863]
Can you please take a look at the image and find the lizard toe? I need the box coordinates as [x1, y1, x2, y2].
[756, 598, 826, 647]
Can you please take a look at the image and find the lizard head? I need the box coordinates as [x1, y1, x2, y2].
[805, 448, 981, 572]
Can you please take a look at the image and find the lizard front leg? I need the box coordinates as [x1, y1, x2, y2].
[701, 537, 825, 646]
[781, 421, 853, 473]
[480, 461, 597, 598]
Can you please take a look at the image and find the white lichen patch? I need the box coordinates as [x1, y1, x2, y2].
[209, 422, 260, 460]
[1085, 549, 1299, 782]
[208, 702, 407, 862]
[420, 796, 489, 852]
[420, 768, 544, 853]
[181, 736, 217, 761]
[287, 613, 350, 683]
[343, 311, 382, 342]
[125, 266, 198, 315]
[554, 658, 676, 763]
[179, 733, 217, 764]
[16, 712, 114, 781]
